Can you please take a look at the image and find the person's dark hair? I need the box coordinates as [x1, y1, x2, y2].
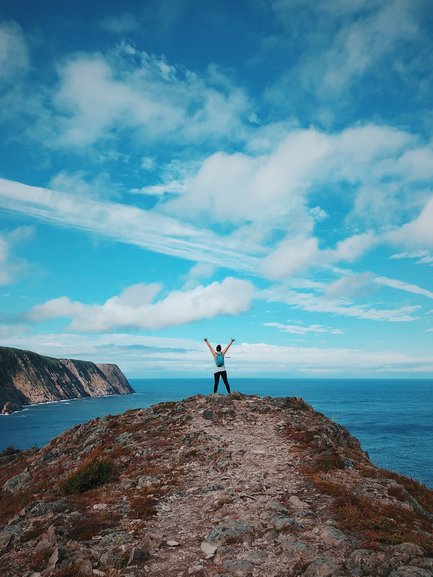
[216, 344, 222, 352]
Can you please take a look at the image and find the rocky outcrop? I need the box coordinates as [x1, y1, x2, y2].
[0, 393, 432, 577]
[0, 346, 133, 414]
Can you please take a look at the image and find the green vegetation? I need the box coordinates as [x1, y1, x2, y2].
[61, 458, 118, 494]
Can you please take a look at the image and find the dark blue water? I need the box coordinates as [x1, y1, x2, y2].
[0, 379, 432, 488]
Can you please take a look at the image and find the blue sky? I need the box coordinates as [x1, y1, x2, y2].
[1, 0, 433, 378]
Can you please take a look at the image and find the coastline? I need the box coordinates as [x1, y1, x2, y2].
[1, 378, 432, 488]
[0, 390, 137, 416]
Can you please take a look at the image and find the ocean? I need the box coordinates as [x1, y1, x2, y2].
[0, 378, 432, 488]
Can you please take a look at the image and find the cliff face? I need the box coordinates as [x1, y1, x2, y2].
[0, 393, 432, 577]
[0, 346, 134, 414]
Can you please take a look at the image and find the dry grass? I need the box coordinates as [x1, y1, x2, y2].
[312, 451, 345, 473]
[21, 522, 47, 543]
[29, 548, 52, 571]
[0, 455, 27, 486]
[129, 492, 159, 519]
[52, 562, 94, 577]
[152, 401, 177, 413]
[310, 477, 433, 553]
[384, 470, 433, 515]
[0, 488, 36, 524]
[68, 511, 121, 541]
[283, 424, 317, 445]
[119, 421, 146, 434]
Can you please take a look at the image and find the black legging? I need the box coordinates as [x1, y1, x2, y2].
[214, 370, 231, 394]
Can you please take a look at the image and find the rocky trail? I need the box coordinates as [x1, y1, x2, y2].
[1, 393, 433, 577]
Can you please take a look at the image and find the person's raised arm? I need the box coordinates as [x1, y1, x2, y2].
[204, 338, 216, 357]
[222, 338, 235, 355]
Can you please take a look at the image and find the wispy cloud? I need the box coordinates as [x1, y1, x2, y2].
[375, 276, 433, 300]
[391, 250, 433, 266]
[49, 170, 120, 200]
[265, 321, 342, 335]
[261, 286, 421, 322]
[316, 0, 418, 93]
[0, 226, 33, 285]
[100, 12, 140, 34]
[0, 178, 258, 271]
[267, 0, 423, 111]
[0, 21, 29, 82]
[326, 271, 433, 302]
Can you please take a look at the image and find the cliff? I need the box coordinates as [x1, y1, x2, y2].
[0, 346, 133, 414]
[1, 393, 432, 577]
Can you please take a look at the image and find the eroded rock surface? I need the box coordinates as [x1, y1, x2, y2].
[0, 393, 432, 576]
[0, 345, 133, 413]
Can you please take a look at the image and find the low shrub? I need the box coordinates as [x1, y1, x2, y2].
[0, 446, 21, 457]
[61, 458, 117, 495]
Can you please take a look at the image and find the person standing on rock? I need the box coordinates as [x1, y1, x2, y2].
[204, 338, 234, 395]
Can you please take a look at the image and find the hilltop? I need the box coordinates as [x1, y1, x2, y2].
[0, 393, 432, 577]
[0, 346, 133, 414]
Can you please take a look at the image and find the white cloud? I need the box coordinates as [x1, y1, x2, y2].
[132, 180, 186, 197]
[166, 128, 331, 228]
[187, 263, 216, 280]
[396, 147, 433, 181]
[140, 156, 157, 171]
[163, 123, 426, 260]
[28, 277, 254, 332]
[183, 263, 216, 289]
[52, 48, 249, 147]
[261, 235, 319, 280]
[324, 232, 378, 263]
[309, 206, 328, 222]
[0, 21, 29, 82]
[389, 195, 433, 247]
[265, 321, 342, 335]
[100, 12, 139, 34]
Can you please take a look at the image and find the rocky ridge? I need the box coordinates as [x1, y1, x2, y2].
[0, 393, 432, 577]
[0, 346, 133, 414]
